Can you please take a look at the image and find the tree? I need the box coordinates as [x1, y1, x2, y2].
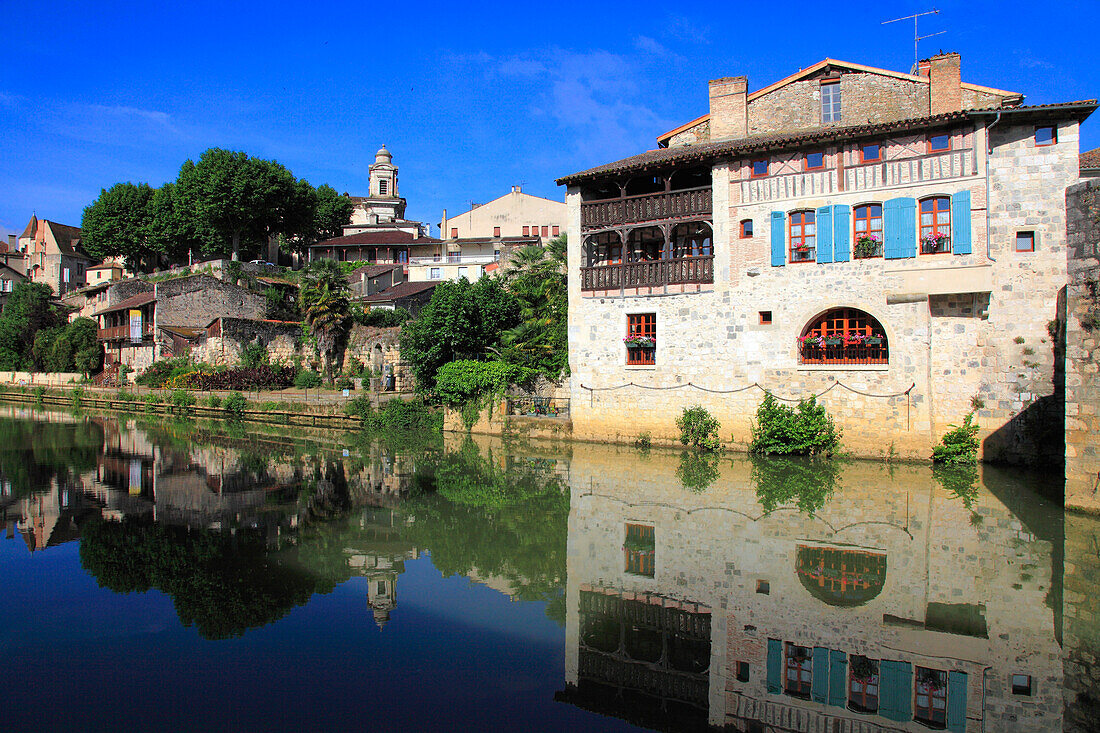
[400, 277, 521, 394]
[495, 234, 568, 377]
[174, 148, 300, 261]
[299, 259, 352, 384]
[314, 184, 354, 242]
[80, 182, 158, 269]
[149, 182, 204, 266]
[0, 282, 64, 370]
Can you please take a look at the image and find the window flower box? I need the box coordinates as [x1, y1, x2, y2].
[921, 232, 950, 254]
[823, 336, 843, 347]
[866, 336, 884, 346]
[624, 336, 656, 348]
[854, 235, 882, 259]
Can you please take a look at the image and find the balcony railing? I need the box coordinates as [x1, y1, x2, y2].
[799, 342, 888, 365]
[580, 255, 713, 291]
[581, 186, 712, 230]
[408, 254, 499, 266]
[98, 324, 154, 341]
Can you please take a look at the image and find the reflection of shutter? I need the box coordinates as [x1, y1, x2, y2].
[816, 207, 833, 263]
[811, 647, 829, 703]
[828, 649, 847, 707]
[766, 639, 782, 694]
[879, 660, 913, 721]
[952, 190, 972, 255]
[771, 212, 786, 267]
[833, 205, 851, 262]
[947, 671, 968, 732]
[884, 198, 917, 259]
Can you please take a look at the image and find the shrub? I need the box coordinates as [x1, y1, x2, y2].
[204, 394, 223, 408]
[134, 358, 195, 388]
[434, 360, 537, 407]
[932, 413, 980, 464]
[143, 393, 161, 411]
[32, 385, 45, 403]
[169, 389, 196, 413]
[239, 339, 269, 368]
[222, 391, 248, 417]
[70, 386, 84, 407]
[355, 306, 412, 328]
[345, 396, 375, 421]
[356, 398, 439, 433]
[116, 389, 137, 402]
[749, 393, 840, 456]
[634, 432, 652, 449]
[294, 369, 323, 389]
[676, 405, 722, 452]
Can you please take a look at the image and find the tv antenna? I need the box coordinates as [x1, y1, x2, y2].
[882, 9, 946, 72]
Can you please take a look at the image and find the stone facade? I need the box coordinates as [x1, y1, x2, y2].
[1065, 179, 1100, 512]
[154, 274, 267, 330]
[1063, 511, 1100, 732]
[559, 443, 1063, 731]
[562, 56, 1090, 464]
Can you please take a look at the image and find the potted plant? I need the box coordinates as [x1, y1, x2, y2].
[798, 334, 825, 349]
[921, 232, 950, 253]
[624, 335, 656, 348]
[854, 234, 881, 259]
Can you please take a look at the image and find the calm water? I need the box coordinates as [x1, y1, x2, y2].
[1, 407, 1097, 732]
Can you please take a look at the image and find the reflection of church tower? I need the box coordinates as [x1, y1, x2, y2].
[367, 569, 398, 630]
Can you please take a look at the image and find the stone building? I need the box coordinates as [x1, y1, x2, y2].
[440, 185, 566, 241]
[15, 214, 93, 296]
[559, 442, 1063, 732]
[557, 54, 1095, 462]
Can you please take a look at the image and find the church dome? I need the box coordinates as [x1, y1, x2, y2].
[375, 145, 392, 164]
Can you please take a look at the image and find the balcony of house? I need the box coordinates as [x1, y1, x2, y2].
[580, 167, 712, 232]
[740, 147, 976, 204]
[97, 323, 154, 342]
[581, 221, 713, 294]
[408, 253, 500, 266]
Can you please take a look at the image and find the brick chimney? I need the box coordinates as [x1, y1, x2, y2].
[709, 76, 748, 140]
[929, 53, 962, 115]
[916, 58, 931, 79]
[5, 234, 14, 252]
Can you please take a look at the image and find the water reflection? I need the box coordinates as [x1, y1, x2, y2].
[1, 409, 1098, 732]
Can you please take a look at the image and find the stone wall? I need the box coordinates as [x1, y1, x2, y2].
[1063, 511, 1100, 731]
[155, 275, 268, 329]
[1065, 179, 1100, 512]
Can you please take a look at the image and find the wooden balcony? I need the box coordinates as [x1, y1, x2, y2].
[98, 324, 153, 341]
[580, 255, 713, 292]
[581, 186, 712, 231]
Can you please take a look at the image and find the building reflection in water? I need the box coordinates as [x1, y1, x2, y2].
[558, 441, 1072, 733]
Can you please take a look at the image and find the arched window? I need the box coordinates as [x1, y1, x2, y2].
[853, 204, 883, 258]
[799, 308, 888, 364]
[920, 196, 951, 254]
[789, 210, 816, 263]
[585, 231, 622, 266]
[796, 545, 887, 607]
[626, 226, 664, 262]
[671, 222, 712, 259]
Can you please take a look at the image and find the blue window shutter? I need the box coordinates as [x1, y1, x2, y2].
[952, 190, 972, 255]
[880, 660, 913, 721]
[828, 649, 847, 707]
[766, 639, 782, 694]
[878, 661, 897, 720]
[811, 647, 829, 703]
[832, 205, 851, 262]
[770, 211, 786, 267]
[884, 198, 917, 259]
[947, 671, 968, 732]
[816, 206, 833, 263]
[895, 662, 913, 721]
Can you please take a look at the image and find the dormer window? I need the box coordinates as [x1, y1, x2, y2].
[821, 81, 841, 123]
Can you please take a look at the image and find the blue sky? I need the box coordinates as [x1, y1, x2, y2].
[1, 0, 1096, 241]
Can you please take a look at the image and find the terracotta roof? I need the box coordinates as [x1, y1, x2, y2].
[1082, 146, 1100, 171]
[93, 291, 155, 317]
[360, 281, 438, 303]
[351, 263, 402, 278]
[310, 230, 441, 247]
[560, 102, 1097, 185]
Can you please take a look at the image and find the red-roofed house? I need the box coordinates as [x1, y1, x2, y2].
[16, 215, 94, 296]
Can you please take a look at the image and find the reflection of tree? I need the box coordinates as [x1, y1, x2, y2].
[0, 417, 102, 499]
[676, 452, 720, 492]
[751, 455, 841, 515]
[80, 517, 324, 640]
[401, 440, 569, 623]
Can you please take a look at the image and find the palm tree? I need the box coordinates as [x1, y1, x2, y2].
[299, 259, 351, 385]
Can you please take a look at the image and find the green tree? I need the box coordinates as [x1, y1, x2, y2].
[148, 181, 204, 266]
[400, 277, 521, 394]
[174, 148, 300, 261]
[495, 235, 568, 377]
[0, 282, 64, 369]
[299, 259, 352, 384]
[314, 184, 354, 242]
[80, 182, 159, 270]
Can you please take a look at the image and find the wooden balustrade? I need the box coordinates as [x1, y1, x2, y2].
[98, 324, 153, 341]
[581, 186, 712, 230]
[580, 255, 713, 291]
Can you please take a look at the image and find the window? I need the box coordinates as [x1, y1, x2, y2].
[493, 226, 501, 237]
[920, 196, 952, 253]
[756, 580, 770, 594]
[799, 308, 889, 365]
[785, 644, 813, 698]
[376, 580, 386, 595]
[740, 219, 754, 238]
[588, 232, 622, 266]
[429, 267, 441, 279]
[853, 204, 884, 258]
[914, 668, 948, 729]
[805, 151, 825, 170]
[379, 179, 388, 195]
[457, 266, 468, 279]
[759, 311, 772, 325]
[552, 225, 560, 236]
[821, 81, 841, 123]
[671, 222, 712, 259]
[522, 226, 530, 236]
[736, 662, 750, 682]
[626, 313, 656, 365]
[624, 523, 655, 576]
[1035, 125, 1057, 146]
[848, 656, 879, 713]
[450, 227, 458, 239]
[1011, 674, 1032, 696]
[928, 134, 951, 153]
[63, 267, 70, 283]
[1016, 231, 1035, 252]
[789, 210, 816, 263]
[860, 143, 881, 163]
[752, 159, 769, 177]
[541, 226, 549, 237]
